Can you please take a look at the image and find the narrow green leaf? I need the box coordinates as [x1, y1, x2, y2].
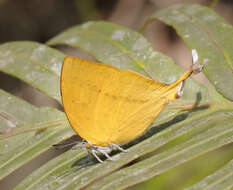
[47, 21, 212, 102]
[14, 150, 87, 190]
[14, 106, 233, 190]
[89, 116, 233, 190]
[0, 41, 65, 102]
[0, 90, 74, 179]
[185, 158, 233, 190]
[142, 4, 233, 101]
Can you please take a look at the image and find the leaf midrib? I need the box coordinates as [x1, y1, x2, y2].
[204, 169, 233, 190]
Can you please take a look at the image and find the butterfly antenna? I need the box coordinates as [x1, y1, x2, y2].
[71, 140, 87, 150]
[53, 141, 79, 149]
[53, 140, 87, 150]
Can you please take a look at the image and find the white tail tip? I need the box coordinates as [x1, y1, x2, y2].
[192, 49, 198, 64]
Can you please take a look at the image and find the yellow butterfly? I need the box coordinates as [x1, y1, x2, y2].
[60, 49, 202, 162]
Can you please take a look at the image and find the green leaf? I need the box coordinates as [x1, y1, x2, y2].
[1, 9, 232, 189]
[47, 21, 213, 102]
[14, 105, 233, 190]
[14, 149, 87, 190]
[185, 158, 233, 190]
[141, 4, 233, 101]
[0, 90, 74, 179]
[88, 112, 233, 190]
[0, 41, 65, 102]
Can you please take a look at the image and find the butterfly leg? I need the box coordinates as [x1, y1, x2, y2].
[112, 144, 128, 152]
[91, 149, 104, 163]
[97, 149, 113, 161]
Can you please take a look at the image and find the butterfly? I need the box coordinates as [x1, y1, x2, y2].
[58, 49, 202, 162]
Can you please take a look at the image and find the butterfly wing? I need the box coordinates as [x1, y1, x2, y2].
[61, 57, 178, 146]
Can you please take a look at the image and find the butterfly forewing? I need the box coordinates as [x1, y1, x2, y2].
[61, 57, 174, 146]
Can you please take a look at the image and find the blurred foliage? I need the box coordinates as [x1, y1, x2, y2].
[74, 0, 101, 21]
[133, 139, 233, 190]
